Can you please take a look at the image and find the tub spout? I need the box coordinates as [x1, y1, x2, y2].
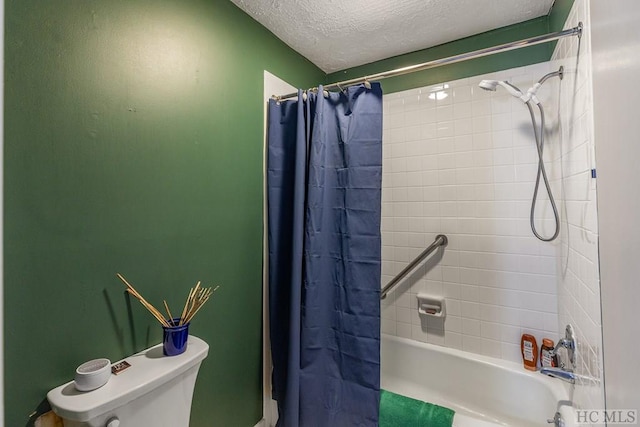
[547, 411, 565, 427]
[540, 367, 576, 384]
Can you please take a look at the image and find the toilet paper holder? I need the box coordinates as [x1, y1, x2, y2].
[416, 294, 445, 318]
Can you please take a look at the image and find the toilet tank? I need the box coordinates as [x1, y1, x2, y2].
[47, 335, 209, 427]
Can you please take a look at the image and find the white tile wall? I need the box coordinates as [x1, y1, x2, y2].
[551, 0, 606, 420]
[380, 0, 604, 421]
[381, 61, 564, 363]
[381, 5, 605, 417]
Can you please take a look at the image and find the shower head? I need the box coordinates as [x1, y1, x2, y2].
[479, 67, 564, 105]
[478, 79, 524, 99]
[478, 80, 499, 91]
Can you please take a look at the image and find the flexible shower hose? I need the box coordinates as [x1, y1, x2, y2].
[525, 102, 560, 242]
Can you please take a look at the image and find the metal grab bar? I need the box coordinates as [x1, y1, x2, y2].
[380, 234, 448, 300]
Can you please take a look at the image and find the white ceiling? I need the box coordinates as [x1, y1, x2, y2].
[231, 0, 556, 73]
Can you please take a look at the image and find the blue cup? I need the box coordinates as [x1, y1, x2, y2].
[162, 319, 189, 356]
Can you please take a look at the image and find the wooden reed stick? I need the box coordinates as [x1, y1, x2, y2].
[179, 287, 194, 323]
[184, 296, 208, 324]
[129, 290, 166, 322]
[118, 273, 170, 327]
[183, 285, 219, 324]
[126, 290, 170, 327]
[117, 273, 217, 328]
[179, 282, 200, 326]
[181, 282, 201, 326]
[183, 292, 204, 323]
[132, 298, 168, 326]
[163, 300, 175, 326]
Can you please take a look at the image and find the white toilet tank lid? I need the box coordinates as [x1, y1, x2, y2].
[47, 335, 209, 422]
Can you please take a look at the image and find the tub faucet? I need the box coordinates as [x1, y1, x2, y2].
[541, 324, 577, 384]
[549, 324, 576, 368]
[540, 367, 576, 384]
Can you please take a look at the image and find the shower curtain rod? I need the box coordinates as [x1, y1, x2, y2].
[274, 23, 582, 100]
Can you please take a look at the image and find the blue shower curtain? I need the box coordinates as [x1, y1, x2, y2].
[267, 83, 383, 427]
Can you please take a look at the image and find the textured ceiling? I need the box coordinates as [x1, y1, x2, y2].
[231, 0, 555, 73]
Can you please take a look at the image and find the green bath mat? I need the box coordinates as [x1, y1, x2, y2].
[379, 389, 455, 427]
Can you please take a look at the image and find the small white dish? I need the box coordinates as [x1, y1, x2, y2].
[74, 358, 111, 392]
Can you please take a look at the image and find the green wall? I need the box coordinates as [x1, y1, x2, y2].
[549, 0, 576, 34]
[3, 1, 323, 426]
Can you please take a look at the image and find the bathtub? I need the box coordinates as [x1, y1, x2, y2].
[381, 334, 575, 427]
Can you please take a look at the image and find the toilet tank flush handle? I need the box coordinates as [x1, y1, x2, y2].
[106, 417, 120, 427]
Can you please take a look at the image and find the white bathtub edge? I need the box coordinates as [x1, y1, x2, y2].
[381, 333, 575, 426]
